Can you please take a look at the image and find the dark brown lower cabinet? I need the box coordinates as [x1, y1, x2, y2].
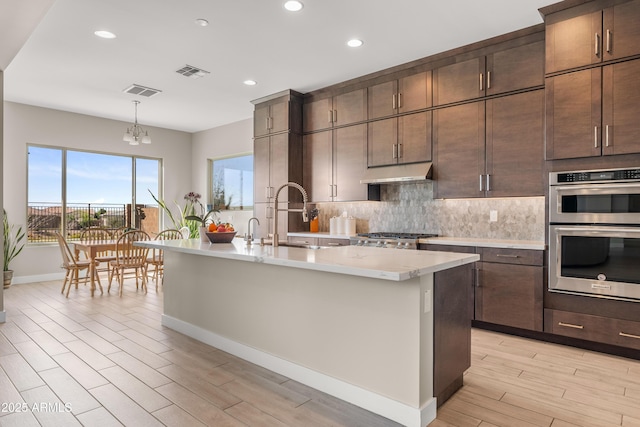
[545, 309, 640, 351]
[433, 263, 473, 406]
[476, 248, 545, 331]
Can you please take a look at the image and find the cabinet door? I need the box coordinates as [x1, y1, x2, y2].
[334, 89, 366, 126]
[254, 104, 271, 138]
[303, 131, 332, 202]
[433, 102, 485, 199]
[545, 68, 602, 160]
[368, 80, 397, 120]
[303, 98, 332, 132]
[603, 0, 640, 61]
[545, 11, 601, 74]
[334, 124, 368, 201]
[487, 40, 544, 95]
[399, 71, 430, 113]
[433, 57, 485, 106]
[253, 137, 271, 203]
[269, 133, 290, 203]
[602, 59, 640, 156]
[367, 118, 397, 167]
[476, 262, 543, 331]
[269, 101, 290, 134]
[486, 90, 544, 197]
[398, 111, 431, 164]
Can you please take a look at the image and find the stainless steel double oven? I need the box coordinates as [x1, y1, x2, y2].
[549, 167, 640, 301]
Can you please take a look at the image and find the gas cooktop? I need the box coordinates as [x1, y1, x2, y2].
[356, 232, 439, 239]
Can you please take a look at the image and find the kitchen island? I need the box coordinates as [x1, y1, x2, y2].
[137, 238, 479, 427]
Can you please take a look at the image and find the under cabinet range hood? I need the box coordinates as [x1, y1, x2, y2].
[360, 162, 433, 184]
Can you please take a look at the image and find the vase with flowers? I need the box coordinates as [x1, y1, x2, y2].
[149, 190, 218, 240]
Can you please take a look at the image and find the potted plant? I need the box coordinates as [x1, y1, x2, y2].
[149, 190, 218, 241]
[3, 210, 26, 289]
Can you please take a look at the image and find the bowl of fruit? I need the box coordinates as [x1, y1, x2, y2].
[205, 223, 236, 243]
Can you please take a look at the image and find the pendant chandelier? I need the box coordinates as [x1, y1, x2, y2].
[123, 100, 151, 145]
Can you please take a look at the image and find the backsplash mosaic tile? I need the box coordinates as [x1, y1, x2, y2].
[314, 181, 545, 241]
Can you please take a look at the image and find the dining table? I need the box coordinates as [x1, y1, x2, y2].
[74, 240, 117, 296]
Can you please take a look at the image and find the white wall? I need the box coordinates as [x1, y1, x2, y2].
[3, 102, 193, 282]
[191, 118, 254, 235]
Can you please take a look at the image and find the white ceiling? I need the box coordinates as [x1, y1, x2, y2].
[3, 0, 558, 133]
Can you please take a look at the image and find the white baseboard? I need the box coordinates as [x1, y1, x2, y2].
[162, 314, 436, 427]
[11, 272, 65, 285]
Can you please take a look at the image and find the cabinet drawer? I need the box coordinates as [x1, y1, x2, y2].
[479, 247, 543, 266]
[615, 318, 640, 350]
[545, 309, 618, 345]
[420, 244, 476, 254]
[318, 238, 350, 247]
[287, 236, 318, 246]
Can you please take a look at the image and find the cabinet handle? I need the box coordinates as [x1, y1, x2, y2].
[487, 71, 491, 89]
[479, 73, 484, 91]
[397, 92, 402, 109]
[333, 184, 337, 198]
[333, 109, 337, 123]
[392, 94, 397, 109]
[594, 126, 599, 148]
[606, 29, 611, 53]
[265, 187, 270, 199]
[605, 125, 610, 147]
[266, 206, 274, 219]
[397, 143, 403, 159]
[328, 184, 333, 198]
[265, 117, 270, 130]
[619, 332, 640, 340]
[292, 240, 310, 245]
[558, 321, 584, 330]
[475, 268, 481, 287]
[486, 174, 491, 191]
[328, 110, 333, 123]
[392, 144, 398, 159]
[326, 242, 341, 246]
[479, 175, 484, 192]
[496, 254, 519, 258]
[595, 33, 600, 57]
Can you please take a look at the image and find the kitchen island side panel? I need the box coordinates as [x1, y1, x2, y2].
[162, 250, 431, 409]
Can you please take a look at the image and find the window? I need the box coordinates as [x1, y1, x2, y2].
[27, 145, 160, 242]
[210, 154, 253, 211]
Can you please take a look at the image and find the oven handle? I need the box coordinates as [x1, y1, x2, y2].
[552, 226, 640, 235]
[551, 182, 640, 193]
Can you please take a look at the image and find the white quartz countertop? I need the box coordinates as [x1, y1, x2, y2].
[137, 239, 479, 281]
[419, 236, 546, 250]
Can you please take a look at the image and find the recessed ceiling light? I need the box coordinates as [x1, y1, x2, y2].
[195, 18, 209, 27]
[244, 80, 257, 86]
[94, 30, 116, 39]
[284, 1, 303, 12]
[347, 39, 364, 48]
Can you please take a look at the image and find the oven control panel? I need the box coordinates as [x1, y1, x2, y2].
[553, 168, 640, 184]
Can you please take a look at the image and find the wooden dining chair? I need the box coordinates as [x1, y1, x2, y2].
[80, 227, 115, 279]
[108, 230, 150, 296]
[147, 229, 183, 291]
[54, 231, 102, 297]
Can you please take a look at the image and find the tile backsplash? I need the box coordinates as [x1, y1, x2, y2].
[315, 181, 545, 241]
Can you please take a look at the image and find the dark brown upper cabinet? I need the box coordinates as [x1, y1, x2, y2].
[367, 71, 432, 120]
[254, 95, 302, 138]
[433, 40, 544, 106]
[303, 89, 366, 133]
[303, 124, 369, 202]
[367, 112, 432, 167]
[545, 0, 640, 74]
[434, 90, 544, 199]
[546, 58, 640, 160]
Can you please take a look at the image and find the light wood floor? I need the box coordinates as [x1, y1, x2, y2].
[0, 280, 639, 427]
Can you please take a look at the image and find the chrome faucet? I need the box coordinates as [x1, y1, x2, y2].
[245, 217, 260, 246]
[272, 182, 309, 247]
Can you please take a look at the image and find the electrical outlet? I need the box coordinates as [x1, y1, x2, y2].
[423, 290, 431, 313]
[489, 210, 498, 222]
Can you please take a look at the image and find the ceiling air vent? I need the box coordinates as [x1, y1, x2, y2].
[123, 84, 162, 97]
[176, 64, 210, 79]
